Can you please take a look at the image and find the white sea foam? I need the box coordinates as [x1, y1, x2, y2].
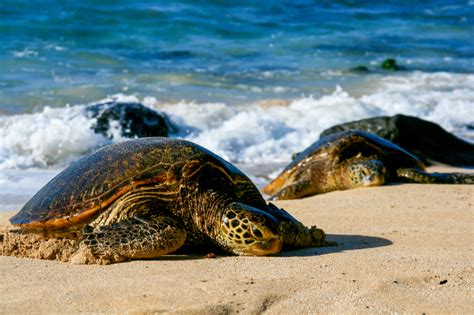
[0, 105, 110, 169]
[1, 71, 473, 171]
[1, 71, 473, 208]
[12, 48, 39, 58]
[154, 72, 474, 165]
[360, 72, 474, 130]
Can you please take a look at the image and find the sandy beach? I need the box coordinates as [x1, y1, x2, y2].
[2, 2, 474, 313]
[0, 166, 473, 314]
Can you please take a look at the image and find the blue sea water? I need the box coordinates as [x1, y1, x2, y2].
[1, 1, 473, 111]
[1, 1, 474, 209]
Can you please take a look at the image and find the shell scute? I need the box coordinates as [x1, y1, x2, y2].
[286, 131, 422, 172]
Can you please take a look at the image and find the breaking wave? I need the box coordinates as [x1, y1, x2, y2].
[1, 72, 473, 172]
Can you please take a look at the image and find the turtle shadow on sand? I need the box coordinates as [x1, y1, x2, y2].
[143, 234, 393, 260]
[277, 234, 392, 257]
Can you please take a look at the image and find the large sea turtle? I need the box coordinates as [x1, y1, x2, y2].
[3, 138, 329, 264]
[263, 131, 474, 200]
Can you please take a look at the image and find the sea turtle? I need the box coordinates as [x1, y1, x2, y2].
[3, 138, 329, 264]
[263, 131, 474, 200]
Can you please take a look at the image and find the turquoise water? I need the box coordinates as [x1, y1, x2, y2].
[1, 1, 473, 113]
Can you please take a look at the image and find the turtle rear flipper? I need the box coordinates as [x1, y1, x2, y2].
[70, 215, 186, 265]
[396, 168, 474, 184]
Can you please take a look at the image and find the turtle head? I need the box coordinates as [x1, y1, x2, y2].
[347, 159, 386, 188]
[218, 203, 282, 256]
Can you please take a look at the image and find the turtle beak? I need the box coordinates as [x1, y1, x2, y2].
[362, 173, 383, 186]
[362, 173, 375, 185]
[238, 236, 282, 256]
[250, 237, 283, 255]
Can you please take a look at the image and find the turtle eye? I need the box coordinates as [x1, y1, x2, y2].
[226, 211, 237, 219]
[251, 225, 264, 239]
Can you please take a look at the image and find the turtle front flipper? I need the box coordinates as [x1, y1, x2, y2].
[268, 179, 314, 201]
[397, 168, 474, 184]
[70, 215, 186, 265]
[267, 203, 336, 249]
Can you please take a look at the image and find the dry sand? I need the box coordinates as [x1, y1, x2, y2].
[0, 167, 473, 314]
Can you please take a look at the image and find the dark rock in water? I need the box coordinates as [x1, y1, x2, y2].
[348, 59, 403, 73]
[86, 102, 176, 139]
[380, 58, 400, 71]
[349, 65, 370, 73]
[320, 114, 474, 166]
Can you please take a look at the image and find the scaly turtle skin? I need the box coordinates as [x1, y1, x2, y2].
[7, 138, 329, 264]
[263, 131, 474, 200]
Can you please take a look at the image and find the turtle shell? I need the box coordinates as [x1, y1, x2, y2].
[263, 130, 425, 195]
[11, 138, 263, 230]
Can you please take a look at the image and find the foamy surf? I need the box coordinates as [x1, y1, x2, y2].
[1, 71, 473, 210]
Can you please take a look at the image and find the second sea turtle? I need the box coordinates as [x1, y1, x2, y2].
[263, 131, 474, 200]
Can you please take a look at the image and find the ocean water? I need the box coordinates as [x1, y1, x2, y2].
[1, 1, 474, 210]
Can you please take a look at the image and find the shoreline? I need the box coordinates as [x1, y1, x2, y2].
[1, 166, 473, 313]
